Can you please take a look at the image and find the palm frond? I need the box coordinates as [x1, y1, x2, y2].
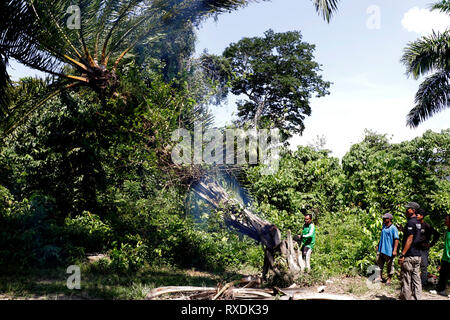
[0, 57, 11, 119]
[198, 0, 251, 13]
[431, 0, 450, 14]
[2, 1, 69, 77]
[0, 1, 59, 111]
[312, 0, 340, 23]
[99, 0, 142, 65]
[407, 70, 450, 128]
[193, 0, 340, 22]
[0, 77, 79, 136]
[401, 30, 450, 79]
[175, 0, 253, 22]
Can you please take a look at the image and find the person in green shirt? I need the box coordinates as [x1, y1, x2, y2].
[297, 213, 316, 273]
[431, 214, 450, 297]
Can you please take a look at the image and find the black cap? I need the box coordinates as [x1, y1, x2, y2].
[416, 207, 427, 216]
[405, 202, 420, 210]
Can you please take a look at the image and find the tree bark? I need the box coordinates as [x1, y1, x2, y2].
[192, 178, 303, 286]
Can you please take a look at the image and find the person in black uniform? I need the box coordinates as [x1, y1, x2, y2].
[416, 208, 440, 286]
[398, 202, 423, 300]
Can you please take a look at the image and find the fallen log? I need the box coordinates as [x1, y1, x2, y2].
[146, 285, 274, 300]
[212, 281, 237, 300]
[145, 285, 356, 300]
[232, 288, 274, 299]
[188, 291, 217, 300]
[146, 286, 216, 300]
[191, 177, 304, 286]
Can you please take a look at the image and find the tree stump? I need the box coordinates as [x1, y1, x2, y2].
[192, 178, 304, 287]
[262, 228, 303, 287]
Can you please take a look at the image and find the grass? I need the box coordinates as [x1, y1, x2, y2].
[0, 264, 221, 300]
[4, 263, 442, 300]
[0, 260, 261, 300]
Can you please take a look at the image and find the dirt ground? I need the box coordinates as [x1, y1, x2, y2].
[298, 275, 449, 300]
[1, 274, 448, 300]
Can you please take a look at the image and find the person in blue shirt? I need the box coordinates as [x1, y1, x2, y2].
[375, 213, 399, 285]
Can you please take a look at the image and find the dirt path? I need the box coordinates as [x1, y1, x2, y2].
[296, 275, 449, 300]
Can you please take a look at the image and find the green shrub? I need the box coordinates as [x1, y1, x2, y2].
[109, 240, 148, 274]
[0, 193, 66, 272]
[64, 211, 113, 252]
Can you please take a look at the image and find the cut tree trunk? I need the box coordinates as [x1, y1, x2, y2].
[191, 178, 304, 286]
[145, 285, 355, 300]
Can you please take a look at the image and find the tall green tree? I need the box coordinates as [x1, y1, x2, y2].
[218, 29, 331, 140]
[401, 1, 450, 127]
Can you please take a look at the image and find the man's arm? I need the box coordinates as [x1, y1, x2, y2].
[392, 239, 399, 256]
[303, 224, 315, 239]
[429, 226, 440, 247]
[400, 235, 414, 260]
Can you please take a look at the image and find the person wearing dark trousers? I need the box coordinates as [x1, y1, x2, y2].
[375, 213, 399, 286]
[398, 202, 423, 300]
[416, 208, 440, 286]
[431, 215, 450, 297]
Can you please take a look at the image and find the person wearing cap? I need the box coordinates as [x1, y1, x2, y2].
[398, 202, 423, 300]
[416, 208, 440, 286]
[375, 213, 399, 285]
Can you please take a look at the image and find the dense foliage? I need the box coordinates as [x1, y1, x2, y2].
[2, 94, 448, 279]
[0, 62, 263, 274]
[245, 129, 449, 275]
[0, 1, 448, 288]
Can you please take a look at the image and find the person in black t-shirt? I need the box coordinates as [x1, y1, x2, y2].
[416, 208, 440, 286]
[398, 202, 423, 300]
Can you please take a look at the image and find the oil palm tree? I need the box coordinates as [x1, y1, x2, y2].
[0, 0, 256, 133]
[401, 1, 450, 128]
[0, 0, 52, 117]
[0, 0, 341, 134]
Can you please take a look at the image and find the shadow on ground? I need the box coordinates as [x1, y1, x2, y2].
[0, 266, 249, 300]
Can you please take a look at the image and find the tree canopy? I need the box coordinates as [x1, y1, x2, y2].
[207, 29, 331, 141]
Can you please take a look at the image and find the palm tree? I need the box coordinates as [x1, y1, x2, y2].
[0, 0, 255, 132]
[401, 1, 450, 128]
[0, 0, 53, 117]
[0, 0, 341, 134]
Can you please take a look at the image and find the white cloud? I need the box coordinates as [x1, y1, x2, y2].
[401, 7, 449, 35]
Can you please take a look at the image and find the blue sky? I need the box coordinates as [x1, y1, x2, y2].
[8, 0, 450, 159]
[194, 0, 450, 158]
